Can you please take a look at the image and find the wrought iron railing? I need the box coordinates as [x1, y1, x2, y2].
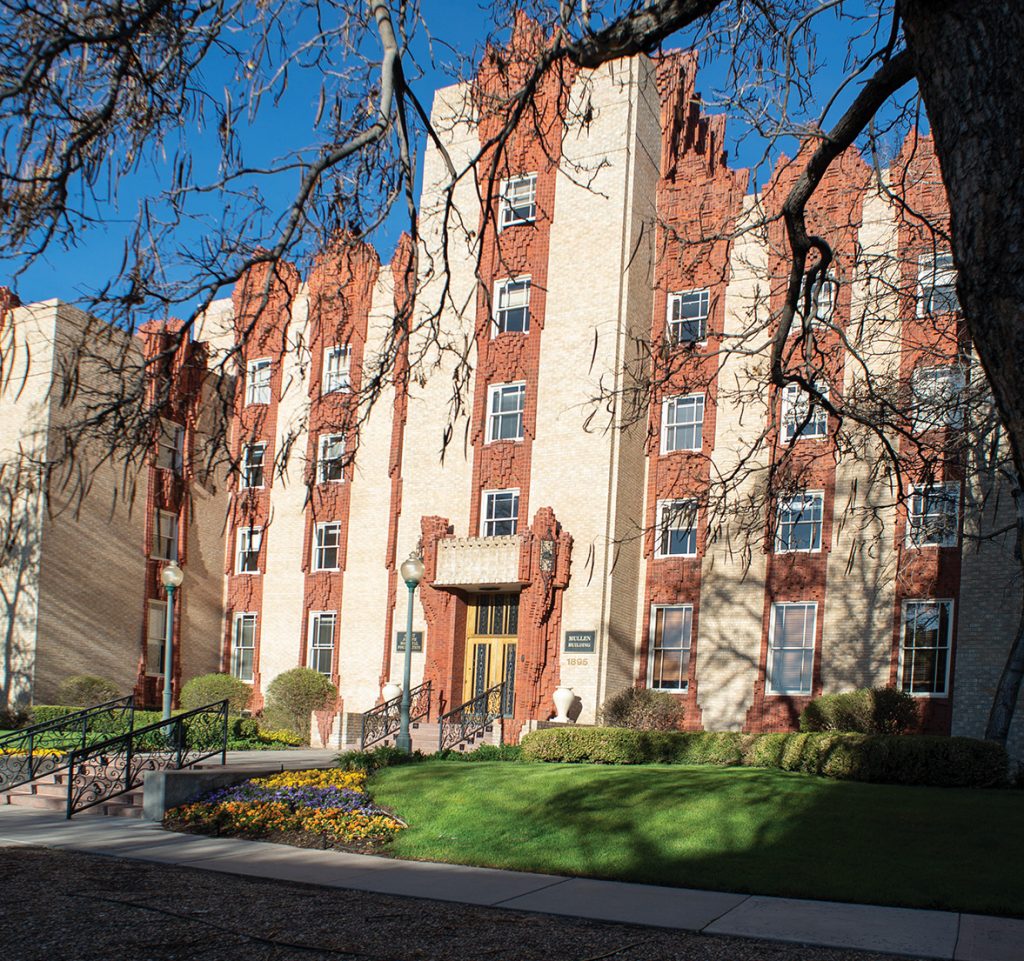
[0, 695, 135, 793]
[438, 682, 504, 752]
[65, 700, 228, 818]
[360, 681, 431, 749]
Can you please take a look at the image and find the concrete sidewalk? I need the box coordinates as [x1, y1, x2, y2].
[0, 805, 1019, 961]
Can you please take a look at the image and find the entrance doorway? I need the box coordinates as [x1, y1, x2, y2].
[464, 593, 518, 716]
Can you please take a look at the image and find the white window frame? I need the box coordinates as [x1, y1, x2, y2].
[899, 599, 953, 698]
[911, 365, 966, 432]
[240, 442, 266, 490]
[655, 499, 698, 558]
[152, 510, 178, 561]
[307, 611, 337, 677]
[322, 345, 351, 395]
[647, 604, 693, 692]
[907, 482, 960, 548]
[486, 382, 526, 443]
[498, 174, 537, 230]
[317, 433, 346, 484]
[493, 277, 531, 334]
[661, 394, 705, 453]
[766, 602, 817, 695]
[156, 419, 184, 472]
[146, 599, 168, 676]
[667, 288, 710, 344]
[312, 521, 342, 572]
[775, 491, 825, 553]
[246, 358, 271, 406]
[231, 612, 257, 682]
[481, 488, 520, 537]
[781, 383, 829, 442]
[917, 251, 958, 316]
[235, 526, 262, 575]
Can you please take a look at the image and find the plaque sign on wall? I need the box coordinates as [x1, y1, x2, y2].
[564, 630, 596, 653]
[395, 631, 424, 653]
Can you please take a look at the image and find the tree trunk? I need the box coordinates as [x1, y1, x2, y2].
[901, 1, 1024, 744]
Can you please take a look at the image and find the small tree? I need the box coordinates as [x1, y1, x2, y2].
[55, 675, 121, 707]
[263, 668, 337, 743]
[180, 673, 253, 715]
[800, 687, 919, 735]
[600, 687, 684, 732]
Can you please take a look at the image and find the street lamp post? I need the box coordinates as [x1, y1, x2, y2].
[160, 560, 184, 722]
[396, 551, 425, 753]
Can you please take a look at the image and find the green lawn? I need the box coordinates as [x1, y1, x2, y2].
[371, 760, 1024, 916]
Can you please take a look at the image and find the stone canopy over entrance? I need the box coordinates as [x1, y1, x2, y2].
[417, 508, 572, 739]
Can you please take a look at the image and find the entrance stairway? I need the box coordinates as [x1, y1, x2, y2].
[2, 770, 145, 817]
[371, 718, 502, 754]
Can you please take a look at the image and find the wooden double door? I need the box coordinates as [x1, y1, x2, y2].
[463, 593, 518, 716]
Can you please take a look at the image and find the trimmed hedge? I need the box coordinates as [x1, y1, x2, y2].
[518, 726, 1009, 788]
[799, 687, 919, 735]
[601, 687, 685, 731]
[55, 675, 121, 707]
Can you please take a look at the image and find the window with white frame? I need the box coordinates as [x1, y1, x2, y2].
[667, 288, 709, 343]
[907, 482, 960, 548]
[911, 365, 966, 432]
[240, 443, 266, 489]
[900, 600, 952, 696]
[235, 526, 262, 574]
[493, 278, 531, 334]
[499, 174, 537, 229]
[307, 611, 336, 676]
[487, 383, 526, 443]
[246, 359, 271, 405]
[918, 251, 958, 315]
[146, 600, 167, 675]
[312, 521, 342, 571]
[231, 612, 257, 681]
[482, 489, 519, 537]
[156, 419, 184, 472]
[151, 510, 178, 561]
[781, 383, 829, 442]
[656, 499, 698, 557]
[648, 605, 693, 691]
[767, 602, 817, 694]
[776, 492, 824, 552]
[661, 394, 704, 452]
[317, 433, 346, 483]
[322, 345, 351, 394]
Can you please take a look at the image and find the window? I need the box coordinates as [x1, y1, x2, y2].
[487, 383, 526, 443]
[307, 612, 336, 676]
[146, 600, 167, 675]
[908, 482, 960, 548]
[475, 594, 519, 634]
[494, 278, 531, 334]
[317, 433, 346, 483]
[900, 600, 953, 696]
[667, 289, 709, 343]
[656, 499, 698, 557]
[240, 443, 266, 489]
[649, 605, 693, 691]
[767, 602, 817, 695]
[231, 613, 257, 681]
[235, 526, 262, 574]
[313, 521, 342, 571]
[911, 365, 966, 432]
[322, 345, 351, 394]
[152, 510, 178, 561]
[156, 419, 184, 472]
[482, 489, 519, 537]
[246, 359, 271, 405]
[776, 492, 824, 553]
[781, 383, 829, 442]
[499, 174, 537, 229]
[918, 251, 958, 315]
[661, 394, 704, 452]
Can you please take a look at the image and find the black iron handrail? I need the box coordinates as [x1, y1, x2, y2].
[360, 681, 431, 749]
[65, 699, 228, 818]
[438, 682, 504, 752]
[0, 695, 135, 793]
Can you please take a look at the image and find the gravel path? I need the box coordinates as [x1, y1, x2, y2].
[3, 845, 916, 961]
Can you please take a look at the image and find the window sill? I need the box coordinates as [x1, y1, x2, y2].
[904, 691, 949, 699]
[774, 547, 823, 555]
[654, 553, 699, 561]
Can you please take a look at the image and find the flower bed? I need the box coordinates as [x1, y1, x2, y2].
[164, 769, 404, 851]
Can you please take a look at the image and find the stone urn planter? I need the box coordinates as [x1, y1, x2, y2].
[552, 686, 575, 723]
[382, 682, 402, 702]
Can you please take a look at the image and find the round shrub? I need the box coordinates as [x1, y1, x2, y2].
[600, 687, 684, 731]
[263, 668, 337, 743]
[799, 687, 918, 735]
[55, 674, 121, 707]
[180, 673, 253, 715]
